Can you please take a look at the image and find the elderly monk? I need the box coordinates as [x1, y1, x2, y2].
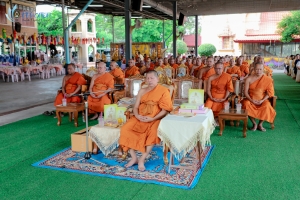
[54, 63, 86, 106]
[119, 70, 173, 171]
[205, 62, 234, 121]
[225, 58, 241, 81]
[88, 62, 114, 120]
[242, 63, 276, 132]
[198, 57, 215, 89]
[110, 61, 124, 84]
[124, 59, 140, 78]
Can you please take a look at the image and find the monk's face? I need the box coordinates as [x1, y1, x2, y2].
[206, 58, 214, 67]
[97, 63, 106, 74]
[214, 63, 223, 75]
[128, 59, 135, 67]
[257, 57, 264, 64]
[230, 59, 235, 66]
[163, 58, 168, 64]
[146, 73, 159, 86]
[170, 59, 175, 65]
[254, 64, 264, 76]
[67, 65, 75, 74]
[192, 59, 197, 65]
[110, 62, 116, 70]
[158, 59, 163, 66]
[237, 58, 242, 65]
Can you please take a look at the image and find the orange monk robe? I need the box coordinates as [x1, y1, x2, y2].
[205, 73, 234, 116]
[187, 63, 193, 70]
[119, 84, 173, 152]
[171, 64, 179, 70]
[54, 72, 86, 106]
[239, 64, 250, 77]
[110, 67, 124, 84]
[242, 75, 276, 123]
[150, 62, 155, 70]
[88, 73, 114, 113]
[125, 66, 140, 78]
[202, 67, 216, 80]
[264, 65, 273, 77]
[223, 62, 230, 68]
[242, 61, 249, 67]
[226, 66, 241, 81]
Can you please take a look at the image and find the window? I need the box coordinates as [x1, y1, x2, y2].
[0, 1, 7, 24]
[222, 37, 231, 49]
[87, 20, 93, 32]
[71, 23, 77, 32]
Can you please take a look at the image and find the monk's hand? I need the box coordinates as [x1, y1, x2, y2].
[140, 116, 154, 123]
[91, 93, 96, 98]
[65, 93, 71, 98]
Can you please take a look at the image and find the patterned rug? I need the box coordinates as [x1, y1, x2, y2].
[32, 145, 214, 189]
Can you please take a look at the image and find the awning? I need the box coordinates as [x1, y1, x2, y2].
[234, 35, 281, 43]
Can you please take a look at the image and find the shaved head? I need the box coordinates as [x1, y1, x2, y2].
[146, 70, 158, 77]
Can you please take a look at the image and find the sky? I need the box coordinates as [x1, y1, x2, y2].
[36, 5, 60, 13]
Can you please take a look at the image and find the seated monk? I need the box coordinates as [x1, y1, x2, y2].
[88, 62, 114, 120]
[145, 58, 155, 72]
[124, 59, 140, 78]
[242, 63, 276, 132]
[139, 61, 147, 75]
[163, 57, 169, 67]
[110, 61, 124, 84]
[156, 58, 165, 69]
[169, 58, 179, 70]
[198, 57, 215, 89]
[225, 58, 241, 81]
[119, 70, 173, 171]
[237, 57, 250, 78]
[205, 62, 234, 122]
[54, 63, 86, 106]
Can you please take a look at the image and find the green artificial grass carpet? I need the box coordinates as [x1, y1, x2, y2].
[1, 73, 300, 199]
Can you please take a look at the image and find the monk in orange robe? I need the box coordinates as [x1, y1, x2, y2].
[225, 59, 241, 81]
[186, 58, 193, 70]
[88, 62, 114, 120]
[169, 58, 179, 70]
[190, 58, 200, 77]
[198, 57, 215, 89]
[205, 62, 234, 120]
[119, 71, 173, 171]
[54, 63, 86, 106]
[237, 57, 250, 77]
[110, 61, 124, 84]
[124, 59, 140, 78]
[242, 63, 276, 131]
[155, 58, 165, 69]
[163, 57, 169, 66]
[145, 57, 155, 72]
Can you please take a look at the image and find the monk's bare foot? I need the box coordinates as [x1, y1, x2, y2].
[92, 148, 98, 155]
[250, 124, 257, 131]
[90, 114, 98, 120]
[125, 157, 138, 168]
[257, 125, 266, 132]
[138, 160, 146, 172]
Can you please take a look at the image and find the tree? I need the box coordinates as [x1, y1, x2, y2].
[37, 10, 66, 36]
[168, 40, 188, 55]
[198, 43, 216, 56]
[277, 11, 300, 43]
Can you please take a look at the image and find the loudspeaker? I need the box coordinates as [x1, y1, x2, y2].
[15, 22, 21, 33]
[178, 12, 186, 26]
[132, 0, 143, 11]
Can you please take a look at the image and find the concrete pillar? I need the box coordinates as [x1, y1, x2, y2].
[125, 0, 132, 63]
[195, 15, 198, 57]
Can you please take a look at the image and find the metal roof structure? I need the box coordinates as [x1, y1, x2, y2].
[34, 0, 300, 20]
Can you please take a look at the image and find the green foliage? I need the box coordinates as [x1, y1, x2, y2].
[277, 11, 300, 43]
[198, 43, 216, 56]
[168, 40, 188, 55]
[37, 10, 66, 36]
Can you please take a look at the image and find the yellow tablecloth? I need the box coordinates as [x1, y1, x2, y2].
[158, 109, 215, 160]
[89, 125, 120, 156]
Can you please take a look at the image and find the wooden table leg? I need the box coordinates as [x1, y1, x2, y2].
[163, 144, 169, 165]
[68, 112, 72, 122]
[74, 111, 78, 127]
[218, 117, 224, 136]
[243, 118, 247, 138]
[56, 111, 61, 126]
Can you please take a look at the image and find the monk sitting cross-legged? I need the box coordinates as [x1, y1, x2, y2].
[205, 62, 234, 124]
[242, 63, 276, 132]
[54, 63, 87, 106]
[88, 62, 114, 120]
[119, 70, 173, 171]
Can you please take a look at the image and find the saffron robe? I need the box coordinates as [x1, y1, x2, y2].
[202, 67, 216, 80]
[205, 73, 234, 116]
[226, 66, 242, 81]
[54, 72, 86, 106]
[125, 66, 140, 78]
[110, 67, 124, 84]
[171, 64, 179, 70]
[119, 84, 173, 152]
[88, 73, 114, 113]
[242, 75, 276, 123]
[239, 64, 250, 77]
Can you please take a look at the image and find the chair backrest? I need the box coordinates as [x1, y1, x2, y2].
[124, 74, 145, 98]
[86, 67, 98, 77]
[173, 76, 200, 103]
[176, 65, 188, 77]
[163, 65, 174, 79]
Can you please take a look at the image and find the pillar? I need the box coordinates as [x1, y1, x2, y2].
[125, 0, 132, 63]
[172, 1, 177, 57]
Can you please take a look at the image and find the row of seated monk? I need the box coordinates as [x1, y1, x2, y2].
[54, 55, 276, 171]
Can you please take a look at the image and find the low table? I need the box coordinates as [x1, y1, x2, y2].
[56, 103, 85, 127]
[218, 109, 248, 138]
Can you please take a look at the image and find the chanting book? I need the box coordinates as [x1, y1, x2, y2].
[188, 89, 204, 105]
